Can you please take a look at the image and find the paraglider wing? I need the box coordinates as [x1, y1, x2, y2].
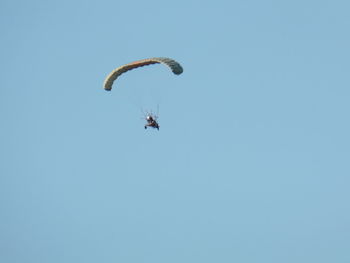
[103, 57, 183, 91]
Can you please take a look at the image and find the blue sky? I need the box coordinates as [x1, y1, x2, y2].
[1, 0, 350, 262]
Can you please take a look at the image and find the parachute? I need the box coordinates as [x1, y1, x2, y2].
[103, 57, 183, 91]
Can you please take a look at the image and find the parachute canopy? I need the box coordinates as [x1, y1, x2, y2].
[103, 57, 183, 91]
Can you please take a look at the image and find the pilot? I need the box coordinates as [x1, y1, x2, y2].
[146, 115, 154, 123]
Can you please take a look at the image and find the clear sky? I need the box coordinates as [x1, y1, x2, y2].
[1, 0, 350, 262]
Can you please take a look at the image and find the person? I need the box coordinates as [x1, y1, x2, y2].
[146, 115, 154, 122]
